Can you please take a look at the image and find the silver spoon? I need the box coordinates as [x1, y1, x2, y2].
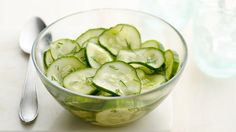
[19, 17, 46, 123]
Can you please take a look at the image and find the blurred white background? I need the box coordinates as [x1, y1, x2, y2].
[0, 0, 196, 31]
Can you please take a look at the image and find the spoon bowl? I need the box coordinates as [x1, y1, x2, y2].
[19, 17, 46, 54]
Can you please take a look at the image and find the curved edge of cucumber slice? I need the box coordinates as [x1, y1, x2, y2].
[50, 38, 81, 60]
[43, 49, 54, 69]
[70, 109, 95, 121]
[46, 56, 86, 84]
[81, 37, 99, 48]
[63, 68, 97, 95]
[117, 48, 165, 69]
[73, 48, 89, 66]
[86, 42, 114, 68]
[96, 90, 113, 97]
[142, 40, 164, 51]
[95, 108, 136, 126]
[92, 61, 141, 96]
[92, 83, 119, 96]
[136, 69, 166, 93]
[129, 62, 155, 74]
[99, 24, 141, 56]
[164, 49, 180, 80]
[76, 28, 106, 47]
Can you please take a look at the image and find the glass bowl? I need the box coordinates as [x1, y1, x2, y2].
[32, 9, 187, 127]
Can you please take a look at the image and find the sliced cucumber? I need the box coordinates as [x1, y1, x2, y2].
[92, 61, 141, 96]
[43, 49, 54, 68]
[95, 108, 135, 126]
[76, 28, 105, 47]
[130, 63, 155, 74]
[63, 68, 97, 95]
[164, 49, 180, 80]
[86, 42, 113, 68]
[73, 48, 89, 66]
[47, 56, 86, 84]
[81, 37, 99, 48]
[117, 48, 164, 69]
[142, 40, 164, 51]
[136, 69, 166, 93]
[50, 39, 80, 60]
[44, 24, 181, 98]
[65, 96, 105, 111]
[70, 110, 95, 121]
[99, 24, 141, 55]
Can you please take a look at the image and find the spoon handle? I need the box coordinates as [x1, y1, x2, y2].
[19, 56, 38, 123]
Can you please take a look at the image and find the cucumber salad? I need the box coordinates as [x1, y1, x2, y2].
[44, 24, 180, 97]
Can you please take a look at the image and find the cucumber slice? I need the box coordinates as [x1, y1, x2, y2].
[63, 68, 97, 95]
[142, 40, 164, 51]
[73, 48, 89, 66]
[47, 56, 86, 84]
[70, 110, 95, 121]
[43, 49, 54, 68]
[117, 48, 164, 69]
[50, 39, 80, 59]
[81, 37, 99, 48]
[136, 69, 166, 93]
[86, 42, 113, 68]
[65, 96, 105, 111]
[76, 28, 105, 47]
[130, 63, 155, 74]
[95, 108, 135, 126]
[164, 49, 180, 80]
[99, 24, 141, 55]
[92, 61, 141, 96]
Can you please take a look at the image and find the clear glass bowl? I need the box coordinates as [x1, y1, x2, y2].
[32, 9, 188, 127]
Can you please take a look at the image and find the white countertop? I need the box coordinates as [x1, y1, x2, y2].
[1, 0, 236, 131]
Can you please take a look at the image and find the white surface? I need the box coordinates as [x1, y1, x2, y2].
[1, 0, 236, 132]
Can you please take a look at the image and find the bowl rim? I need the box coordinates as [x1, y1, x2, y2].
[32, 8, 188, 100]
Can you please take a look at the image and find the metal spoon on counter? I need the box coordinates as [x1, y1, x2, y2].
[19, 17, 46, 123]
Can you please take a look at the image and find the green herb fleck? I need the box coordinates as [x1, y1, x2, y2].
[119, 80, 128, 89]
[86, 77, 93, 84]
[128, 108, 139, 112]
[70, 81, 79, 85]
[115, 89, 122, 95]
[80, 56, 86, 61]
[111, 109, 117, 113]
[125, 39, 131, 49]
[57, 42, 63, 45]
[67, 67, 77, 73]
[56, 44, 61, 49]
[56, 65, 60, 71]
[147, 58, 156, 64]
[133, 79, 139, 82]
[51, 76, 57, 81]
[109, 65, 118, 70]
[119, 25, 124, 32]
[91, 56, 100, 64]
[71, 46, 78, 53]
